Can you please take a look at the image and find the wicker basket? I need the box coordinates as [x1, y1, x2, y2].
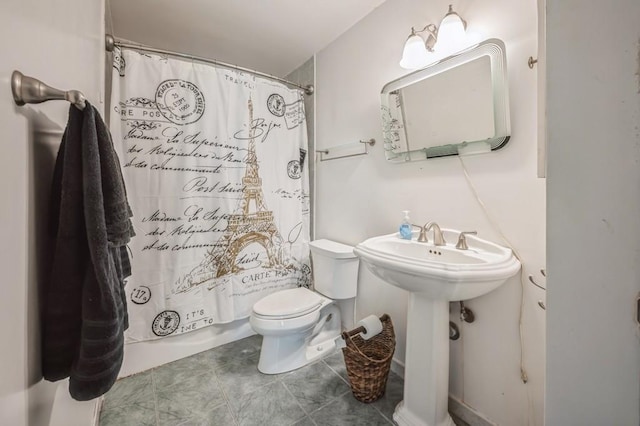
[341, 314, 395, 403]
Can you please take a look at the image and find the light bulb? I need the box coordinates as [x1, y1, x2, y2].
[400, 34, 429, 69]
[434, 6, 466, 55]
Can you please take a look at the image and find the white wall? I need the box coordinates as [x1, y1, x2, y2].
[0, 1, 105, 425]
[315, 0, 545, 424]
[546, 1, 640, 425]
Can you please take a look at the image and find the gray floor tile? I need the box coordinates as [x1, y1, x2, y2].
[282, 361, 350, 413]
[310, 392, 392, 426]
[153, 353, 212, 389]
[103, 371, 154, 410]
[99, 400, 157, 426]
[370, 371, 404, 421]
[215, 352, 276, 401]
[100, 336, 478, 426]
[322, 351, 349, 383]
[231, 381, 306, 426]
[177, 403, 237, 426]
[242, 334, 263, 349]
[200, 334, 262, 369]
[156, 371, 225, 425]
[291, 416, 316, 426]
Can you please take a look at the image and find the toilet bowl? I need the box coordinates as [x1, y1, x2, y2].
[250, 239, 359, 374]
[250, 287, 342, 374]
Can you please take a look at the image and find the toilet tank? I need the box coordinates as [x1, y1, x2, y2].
[309, 239, 359, 299]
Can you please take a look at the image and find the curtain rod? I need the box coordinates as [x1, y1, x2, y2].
[105, 34, 314, 95]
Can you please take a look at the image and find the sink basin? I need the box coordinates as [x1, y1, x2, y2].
[354, 229, 521, 301]
[354, 229, 520, 426]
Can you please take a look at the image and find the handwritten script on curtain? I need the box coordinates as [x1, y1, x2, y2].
[110, 49, 310, 342]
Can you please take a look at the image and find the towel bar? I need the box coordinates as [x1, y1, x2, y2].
[317, 139, 376, 161]
[11, 71, 86, 110]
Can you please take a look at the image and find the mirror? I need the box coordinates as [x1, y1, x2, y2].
[381, 39, 510, 162]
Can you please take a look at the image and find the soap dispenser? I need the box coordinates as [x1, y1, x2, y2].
[399, 210, 412, 240]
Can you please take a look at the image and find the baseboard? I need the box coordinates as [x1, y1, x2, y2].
[92, 397, 103, 426]
[48, 380, 99, 426]
[390, 356, 405, 379]
[448, 395, 497, 426]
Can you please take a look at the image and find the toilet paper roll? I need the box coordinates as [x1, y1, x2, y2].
[357, 315, 383, 340]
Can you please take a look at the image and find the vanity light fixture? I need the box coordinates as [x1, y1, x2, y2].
[399, 4, 467, 70]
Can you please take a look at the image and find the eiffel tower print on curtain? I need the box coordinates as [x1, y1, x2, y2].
[175, 97, 285, 293]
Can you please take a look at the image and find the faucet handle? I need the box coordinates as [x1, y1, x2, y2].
[412, 224, 427, 242]
[456, 231, 477, 250]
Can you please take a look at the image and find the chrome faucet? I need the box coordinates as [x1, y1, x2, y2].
[425, 222, 446, 246]
[414, 222, 446, 245]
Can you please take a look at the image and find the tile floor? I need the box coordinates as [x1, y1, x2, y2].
[100, 335, 469, 426]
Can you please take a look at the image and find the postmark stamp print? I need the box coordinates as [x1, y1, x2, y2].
[267, 94, 285, 117]
[284, 99, 305, 130]
[155, 79, 205, 125]
[130, 286, 152, 305]
[152, 310, 180, 336]
[287, 160, 301, 179]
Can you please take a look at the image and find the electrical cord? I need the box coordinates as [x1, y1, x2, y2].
[458, 156, 533, 424]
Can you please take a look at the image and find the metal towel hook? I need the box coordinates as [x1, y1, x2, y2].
[11, 71, 86, 110]
[528, 269, 547, 311]
[528, 274, 546, 291]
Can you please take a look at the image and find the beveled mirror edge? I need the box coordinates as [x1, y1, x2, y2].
[381, 38, 510, 163]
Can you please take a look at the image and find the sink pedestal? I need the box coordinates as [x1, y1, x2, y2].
[354, 231, 521, 426]
[393, 294, 455, 426]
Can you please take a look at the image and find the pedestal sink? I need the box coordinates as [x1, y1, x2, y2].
[354, 230, 520, 426]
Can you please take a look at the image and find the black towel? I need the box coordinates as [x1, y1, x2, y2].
[42, 102, 135, 401]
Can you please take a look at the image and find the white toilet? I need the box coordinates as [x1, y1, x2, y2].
[249, 239, 359, 374]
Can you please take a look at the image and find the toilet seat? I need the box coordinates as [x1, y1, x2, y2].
[252, 287, 323, 320]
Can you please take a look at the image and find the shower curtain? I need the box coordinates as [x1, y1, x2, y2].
[109, 48, 310, 342]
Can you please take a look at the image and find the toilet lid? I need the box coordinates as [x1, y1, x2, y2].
[253, 287, 323, 318]
[309, 239, 356, 259]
